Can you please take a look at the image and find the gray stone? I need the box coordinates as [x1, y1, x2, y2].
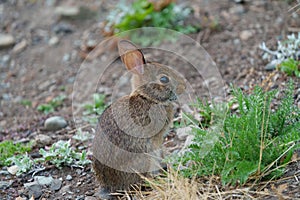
[24, 182, 43, 199]
[34, 134, 52, 146]
[44, 116, 67, 131]
[63, 53, 70, 62]
[0, 34, 15, 48]
[1, 55, 10, 65]
[34, 175, 53, 186]
[50, 179, 62, 191]
[264, 60, 280, 71]
[66, 174, 73, 181]
[60, 184, 71, 194]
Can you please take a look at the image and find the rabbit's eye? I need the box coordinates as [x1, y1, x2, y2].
[160, 76, 169, 84]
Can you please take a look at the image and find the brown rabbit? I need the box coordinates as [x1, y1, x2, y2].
[92, 40, 186, 199]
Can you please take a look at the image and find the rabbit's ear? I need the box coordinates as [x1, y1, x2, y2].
[118, 40, 145, 74]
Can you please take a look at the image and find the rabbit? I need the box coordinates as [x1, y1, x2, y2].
[92, 40, 186, 199]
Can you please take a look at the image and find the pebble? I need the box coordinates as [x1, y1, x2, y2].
[63, 53, 70, 62]
[264, 60, 279, 71]
[239, 30, 254, 41]
[35, 175, 53, 186]
[7, 165, 19, 175]
[85, 197, 97, 200]
[12, 39, 27, 54]
[76, 169, 82, 175]
[53, 22, 74, 35]
[44, 116, 68, 131]
[229, 5, 245, 14]
[24, 182, 43, 199]
[66, 174, 73, 181]
[76, 195, 85, 200]
[48, 36, 59, 46]
[1, 55, 10, 66]
[0, 34, 15, 48]
[50, 179, 62, 191]
[55, 6, 80, 17]
[34, 134, 52, 146]
[15, 197, 26, 200]
[60, 184, 71, 194]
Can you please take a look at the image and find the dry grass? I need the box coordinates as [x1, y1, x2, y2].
[119, 164, 300, 200]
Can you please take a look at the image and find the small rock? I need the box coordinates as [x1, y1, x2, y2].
[50, 179, 62, 191]
[48, 36, 59, 46]
[12, 39, 27, 54]
[44, 116, 68, 131]
[7, 165, 19, 175]
[85, 197, 97, 200]
[35, 134, 52, 146]
[0, 180, 12, 189]
[66, 174, 73, 181]
[76, 169, 82, 175]
[63, 53, 70, 62]
[34, 175, 53, 186]
[239, 30, 254, 41]
[55, 6, 80, 17]
[264, 60, 280, 71]
[24, 182, 43, 199]
[60, 184, 71, 194]
[233, 38, 240, 46]
[0, 34, 15, 48]
[76, 195, 85, 200]
[1, 55, 10, 65]
[53, 22, 74, 35]
[15, 197, 26, 200]
[229, 5, 245, 14]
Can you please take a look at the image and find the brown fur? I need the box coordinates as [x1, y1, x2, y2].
[92, 40, 186, 198]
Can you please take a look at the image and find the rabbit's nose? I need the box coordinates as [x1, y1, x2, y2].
[176, 83, 186, 95]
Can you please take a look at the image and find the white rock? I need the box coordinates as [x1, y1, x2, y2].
[239, 30, 254, 41]
[48, 36, 59, 46]
[7, 165, 19, 175]
[55, 6, 80, 17]
[12, 39, 27, 54]
[0, 34, 15, 47]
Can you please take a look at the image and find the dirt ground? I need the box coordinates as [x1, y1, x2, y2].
[0, 0, 299, 199]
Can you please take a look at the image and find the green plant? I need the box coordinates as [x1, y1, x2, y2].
[19, 99, 32, 107]
[174, 81, 300, 185]
[37, 95, 66, 114]
[38, 140, 90, 168]
[6, 154, 34, 176]
[260, 32, 300, 76]
[0, 140, 32, 166]
[83, 93, 106, 125]
[279, 58, 300, 77]
[105, 0, 199, 35]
